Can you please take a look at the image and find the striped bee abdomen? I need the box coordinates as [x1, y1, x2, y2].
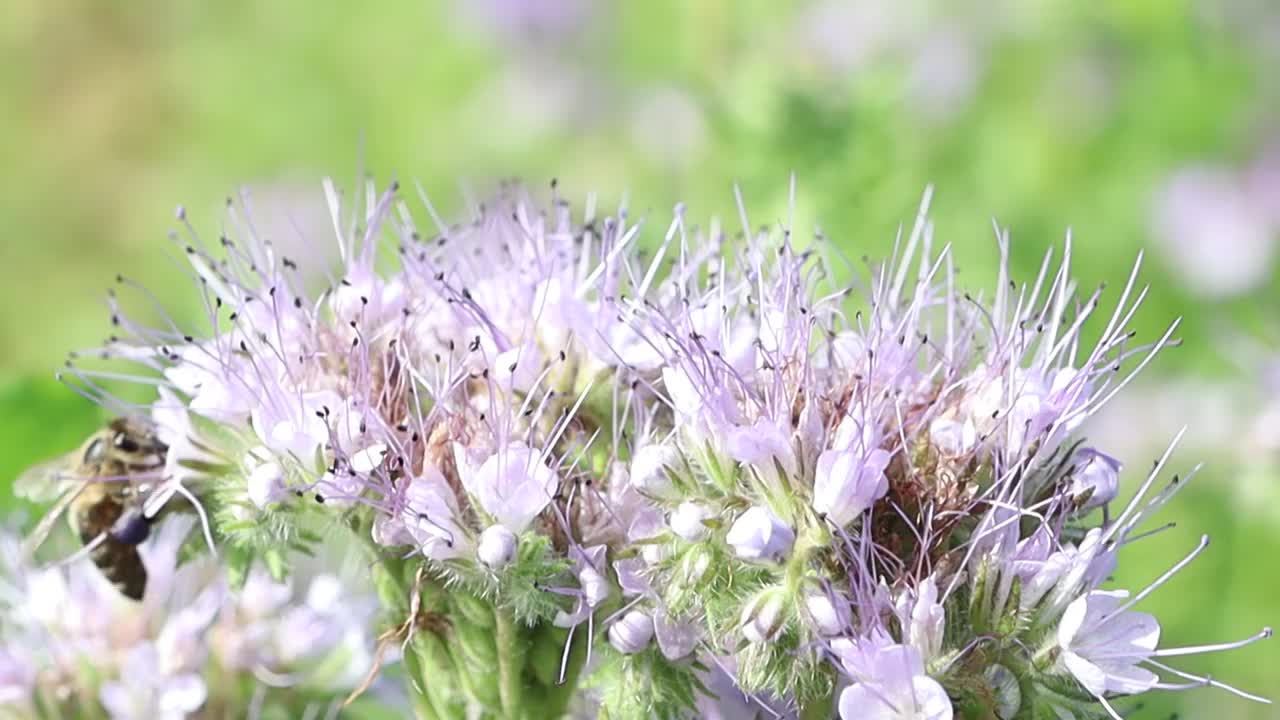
[90, 540, 147, 600]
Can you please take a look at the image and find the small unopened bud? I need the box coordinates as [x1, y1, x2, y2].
[246, 452, 284, 509]
[726, 506, 794, 562]
[679, 545, 713, 584]
[630, 444, 679, 497]
[477, 525, 518, 569]
[1069, 448, 1122, 510]
[804, 592, 843, 636]
[608, 610, 654, 654]
[669, 501, 712, 541]
[740, 588, 788, 643]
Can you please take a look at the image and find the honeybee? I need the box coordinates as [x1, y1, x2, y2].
[16, 417, 169, 600]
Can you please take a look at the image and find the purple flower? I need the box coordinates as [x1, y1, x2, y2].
[812, 446, 890, 526]
[1067, 447, 1122, 510]
[834, 634, 952, 720]
[1057, 590, 1160, 696]
[726, 506, 795, 562]
[457, 441, 558, 533]
[607, 610, 655, 654]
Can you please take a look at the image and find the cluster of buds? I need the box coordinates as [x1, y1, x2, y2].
[0, 517, 375, 718]
[49, 179, 1269, 718]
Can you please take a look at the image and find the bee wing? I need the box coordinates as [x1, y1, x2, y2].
[20, 481, 89, 561]
[13, 457, 78, 502]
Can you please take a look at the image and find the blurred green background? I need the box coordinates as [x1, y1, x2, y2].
[1, 0, 1276, 716]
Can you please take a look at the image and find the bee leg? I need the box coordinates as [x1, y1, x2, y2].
[109, 509, 152, 546]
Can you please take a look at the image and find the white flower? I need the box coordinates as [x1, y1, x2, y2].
[726, 506, 795, 562]
[98, 644, 207, 720]
[331, 266, 406, 330]
[608, 610, 655, 654]
[493, 343, 541, 393]
[726, 417, 798, 477]
[895, 577, 945, 664]
[477, 525, 519, 569]
[630, 443, 679, 497]
[1020, 528, 1117, 615]
[349, 443, 388, 474]
[662, 366, 705, 420]
[669, 501, 712, 542]
[813, 447, 890, 526]
[458, 442, 558, 533]
[0, 647, 34, 704]
[401, 468, 471, 560]
[928, 415, 977, 455]
[805, 592, 844, 636]
[251, 390, 341, 464]
[245, 450, 284, 509]
[613, 558, 652, 598]
[835, 636, 952, 720]
[1068, 448, 1122, 510]
[554, 546, 610, 628]
[1057, 590, 1160, 696]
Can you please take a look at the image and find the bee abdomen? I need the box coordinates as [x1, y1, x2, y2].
[90, 540, 147, 600]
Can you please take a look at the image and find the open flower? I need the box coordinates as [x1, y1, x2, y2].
[1057, 590, 1160, 696]
[835, 634, 952, 720]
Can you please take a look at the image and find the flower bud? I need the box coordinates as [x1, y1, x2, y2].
[1069, 448, 1122, 510]
[804, 592, 844, 636]
[630, 444, 679, 497]
[740, 588, 788, 643]
[245, 451, 284, 509]
[608, 610, 655, 654]
[678, 545, 713, 584]
[669, 501, 712, 541]
[726, 506, 794, 562]
[477, 525, 518, 569]
[812, 448, 890, 526]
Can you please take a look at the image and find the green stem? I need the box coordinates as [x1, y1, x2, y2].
[495, 609, 526, 719]
[531, 624, 589, 719]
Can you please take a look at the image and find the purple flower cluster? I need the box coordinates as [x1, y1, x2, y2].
[61, 179, 1269, 718]
[0, 517, 374, 718]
